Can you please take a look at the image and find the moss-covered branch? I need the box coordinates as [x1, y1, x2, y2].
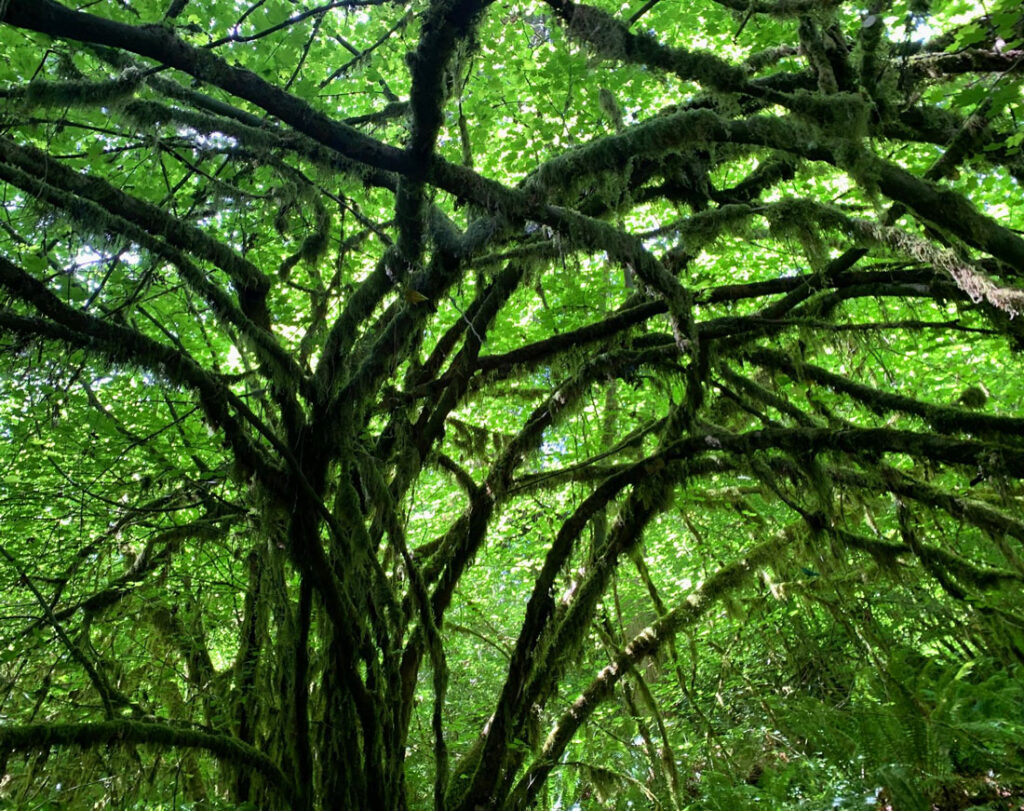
[2, 0, 409, 172]
[396, 0, 489, 267]
[745, 347, 1024, 441]
[0, 257, 279, 489]
[509, 534, 784, 810]
[0, 721, 297, 805]
[0, 145, 305, 395]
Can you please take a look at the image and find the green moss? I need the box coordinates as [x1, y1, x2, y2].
[16, 69, 144, 109]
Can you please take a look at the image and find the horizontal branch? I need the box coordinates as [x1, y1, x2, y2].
[0, 721, 296, 805]
[745, 347, 1024, 441]
[2, 0, 409, 173]
[908, 48, 1024, 79]
[691, 425, 1024, 478]
[410, 267, 964, 400]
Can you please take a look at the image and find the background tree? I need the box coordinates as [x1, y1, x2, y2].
[1, 0, 1023, 808]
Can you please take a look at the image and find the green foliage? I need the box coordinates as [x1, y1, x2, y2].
[1, 0, 1024, 808]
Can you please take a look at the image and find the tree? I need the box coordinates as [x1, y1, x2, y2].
[1, 0, 1023, 807]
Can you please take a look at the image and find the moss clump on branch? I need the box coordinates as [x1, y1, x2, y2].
[7, 69, 144, 109]
[0, 721, 297, 805]
[556, 0, 748, 92]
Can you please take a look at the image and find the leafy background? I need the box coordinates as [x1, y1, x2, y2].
[1, 0, 1023, 808]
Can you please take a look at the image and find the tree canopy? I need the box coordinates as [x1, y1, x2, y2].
[1, 0, 1024, 807]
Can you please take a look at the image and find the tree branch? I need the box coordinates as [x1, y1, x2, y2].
[0, 721, 297, 805]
